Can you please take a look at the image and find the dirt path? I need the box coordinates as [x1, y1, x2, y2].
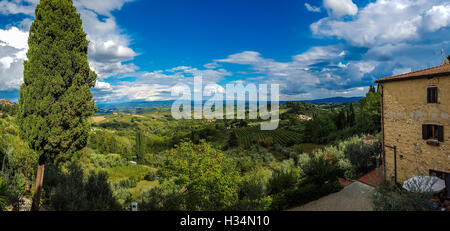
[288, 181, 375, 211]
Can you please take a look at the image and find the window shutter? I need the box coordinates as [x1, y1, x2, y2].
[422, 124, 428, 140]
[435, 88, 438, 103]
[438, 125, 444, 142]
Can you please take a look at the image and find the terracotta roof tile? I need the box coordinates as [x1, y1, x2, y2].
[375, 63, 450, 83]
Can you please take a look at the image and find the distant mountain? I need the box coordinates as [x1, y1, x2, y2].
[96, 97, 362, 113]
[303, 97, 362, 104]
[96, 100, 175, 113]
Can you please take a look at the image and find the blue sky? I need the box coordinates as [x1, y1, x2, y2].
[1, 0, 450, 103]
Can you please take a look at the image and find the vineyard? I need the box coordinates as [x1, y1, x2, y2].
[233, 126, 303, 148]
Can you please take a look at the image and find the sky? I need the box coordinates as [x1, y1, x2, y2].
[1, 0, 450, 103]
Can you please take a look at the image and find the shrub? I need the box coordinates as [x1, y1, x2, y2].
[269, 159, 300, 195]
[118, 176, 138, 188]
[88, 153, 127, 168]
[85, 171, 119, 211]
[50, 163, 118, 211]
[111, 184, 132, 210]
[372, 179, 435, 211]
[237, 167, 272, 211]
[137, 179, 185, 211]
[160, 141, 241, 211]
[301, 154, 339, 186]
[144, 170, 156, 181]
[0, 169, 26, 211]
[344, 141, 381, 174]
[0, 177, 8, 211]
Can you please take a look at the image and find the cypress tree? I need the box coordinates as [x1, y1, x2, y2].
[135, 131, 146, 162]
[17, 0, 97, 211]
[347, 103, 355, 127]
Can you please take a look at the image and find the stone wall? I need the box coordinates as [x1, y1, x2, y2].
[381, 75, 450, 183]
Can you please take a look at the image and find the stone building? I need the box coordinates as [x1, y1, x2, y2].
[375, 63, 450, 192]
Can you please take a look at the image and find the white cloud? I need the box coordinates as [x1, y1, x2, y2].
[0, 26, 29, 90]
[0, 0, 138, 89]
[312, 0, 450, 47]
[305, 3, 321, 13]
[95, 81, 112, 90]
[423, 4, 450, 32]
[93, 65, 232, 103]
[323, 0, 358, 17]
[0, 0, 37, 15]
[74, 0, 133, 16]
[0, 26, 28, 50]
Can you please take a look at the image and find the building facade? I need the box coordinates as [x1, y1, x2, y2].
[376, 64, 450, 191]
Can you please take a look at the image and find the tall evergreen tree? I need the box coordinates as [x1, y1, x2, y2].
[17, 0, 97, 211]
[347, 103, 355, 127]
[135, 131, 146, 162]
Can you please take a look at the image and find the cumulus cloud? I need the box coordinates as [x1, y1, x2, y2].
[214, 46, 377, 98]
[423, 4, 450, 32]
[93, 65, 232, 103]
[0, 26, 29, 90]
[0, 0, 38, 15]
[323, 0, 358, 17]
[312, 0, 450, 47]
[0, 0, 138, 90]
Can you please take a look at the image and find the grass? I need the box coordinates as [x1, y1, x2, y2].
[129, 180, 159, 199]
[106, 165, 153, 183]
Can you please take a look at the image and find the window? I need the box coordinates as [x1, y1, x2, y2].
[427, 87, 438, 104]
[422, 124, 444, 142]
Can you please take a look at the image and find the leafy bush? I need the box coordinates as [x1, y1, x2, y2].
[344, 141, 381, 174]
[301, 153, 340, 186]
[137, 179, 185, 211]
[0, 177, 8, 211]
[110, 184, 132, 210]
[269, 159, 300, 195]
[237, 167, 272, 211]
[159, 141, 241, 211]
[106, 165, 152, 183]
[88, 153, 127, 168]
[372, 179, 434, 211]
[49, 163, 119, 211]
[144, 170, 156, 181]
[0, 169, 26, 211]
[118, 176, 138, 188]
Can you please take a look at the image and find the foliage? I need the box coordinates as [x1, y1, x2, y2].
[0, 177, 7, 211]
[137, 179, 185, 211]
[372, 179, 434, 211]
[344, 141, 381, 174]
[269, 159, 300, 195]
[106, 165, 153, 183]
[357, 86, 381, 134]
[17, 0, 97, 162]
[158, 141, 241, 211]
[49, 163, 118, 211]
[237, 167, 273, 211]
[110, 183, 133, 210]
[303, 114, 337, 144]
[0, 168, 26, 211]
[88, 153, 127, 169]
[135, 131, 146, 162]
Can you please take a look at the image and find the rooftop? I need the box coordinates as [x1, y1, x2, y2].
[375, 63, 450, 83]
